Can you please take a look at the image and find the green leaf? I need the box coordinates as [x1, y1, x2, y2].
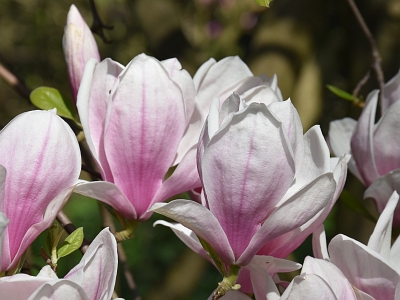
[340, 190, 377, 223]
[57, 227, 84, 259]
[326, 85, 356, 101]
[30, 87, 76, 121]
[254, 0, 273, 7]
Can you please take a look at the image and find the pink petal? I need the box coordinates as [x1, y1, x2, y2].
[266, 100, 304, 170]
[373, 100, 400, 175]
[28, 280, 89, 300]
[195, 56, 253, 113]
[329, 234, 400, 299]
[312, 225, 329, 260]
[329, 118, 364, 184]
[103, 54, 186, 218]
[63, 5, 100, 102]
[238, 173, 335, 266]
[364, 169, 400, 226]
[0, 111, 80, 271]
[351, 90, 380, 185]
[367, 191, 399, 259]
[0, 273, 52, 300]
[382, 70, 400, 114]
[280, 274, 339, 300]
[302, 257, 357, 299]
[202, 103, 295, 260]
[150, 146, 201, 215]
[150, 200, 235, 265]
[153, 220, 208, 259]
[74, 181, 137, 220]
[65, 228, 117, 300]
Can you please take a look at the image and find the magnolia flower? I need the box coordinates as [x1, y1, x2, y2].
[74, 54, 201, 222]
[152, 94, 347, 274]
[329, 71, 400, 223]
[0, 110, 81, 272]
[313, 191, 400, 299]
[63, 4, 100, 102]
[186, 56, 285, 201]
[0, 228, 121, 300]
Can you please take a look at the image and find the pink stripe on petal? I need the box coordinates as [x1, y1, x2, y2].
[103, 54, 186, 219]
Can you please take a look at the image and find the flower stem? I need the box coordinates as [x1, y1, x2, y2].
[212, 265, 241, 300]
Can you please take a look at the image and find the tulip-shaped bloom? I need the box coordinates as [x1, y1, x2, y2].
[0, 110, 81, 273]
[0, 228, 121, 300]
[313, 191, 400, 299]
[152, 94, 347, 286]
[63, 4, 100, 102]
[329, 71, 400, 223]
[74, 54, 201, 222]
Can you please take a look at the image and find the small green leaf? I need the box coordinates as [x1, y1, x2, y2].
[57, 227, 84, 259]
[254, 0, 273, 7]
[326, 85, 356, 101]
[30, 87, 76, 121]
[340, 190, 377, 223]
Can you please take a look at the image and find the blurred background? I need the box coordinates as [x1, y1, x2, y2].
[1, 0, 400, 299]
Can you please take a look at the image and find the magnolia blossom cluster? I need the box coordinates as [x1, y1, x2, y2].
[0, 4, 400, 300]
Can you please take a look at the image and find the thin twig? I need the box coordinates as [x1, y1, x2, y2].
[346, 0, 385, 96]
[56, 211, 90, 253]
[0, 61, 31, 100]
[352, 70, 370, 99]
[89, 0, 114, 43]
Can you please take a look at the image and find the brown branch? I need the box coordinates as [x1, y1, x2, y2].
[0, 62, 31, 100]
[346, 0, 385, 96]
[89, 0, 114, 43]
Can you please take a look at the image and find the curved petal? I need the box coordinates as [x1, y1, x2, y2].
[373, 100, 400, 175]
[302, 257, 357, 299]
[65, 228, 117, 300]
[312, 225, 329, 260]
[161, 58, 196, 127]
[329, 118, 356, 157]
[28, 280, 89, 300]
[238, 173, 335, 266]
[329, 234, 400, 299]
[279, 125, 330, 204]
[268, 100, 304, 171]
[329, 118, 363, 184]
[364, 169, 400, 226]
[196, 56, 253, 113]
[382, 70, 400, 114]
[193, 58, 216, 90]
[150, 146, 201, 213]
[351, 90, 380, 185]
[202, 103, 295, 260]
[280, 274, 338, 300]
[9, 186, 75, 271]
[367, 191, 399, 259]
[153, 220, 208, 259]
[0, 111, 80, 271]
[63, 4, 100, 102]
[257, 155, 348, 259]
[150, 200, 235, 265]
[104, 54, 186, 218]
[0, 273, 53, 300]
[74, 181, 137, 220]
[77, 58, 124, 180]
